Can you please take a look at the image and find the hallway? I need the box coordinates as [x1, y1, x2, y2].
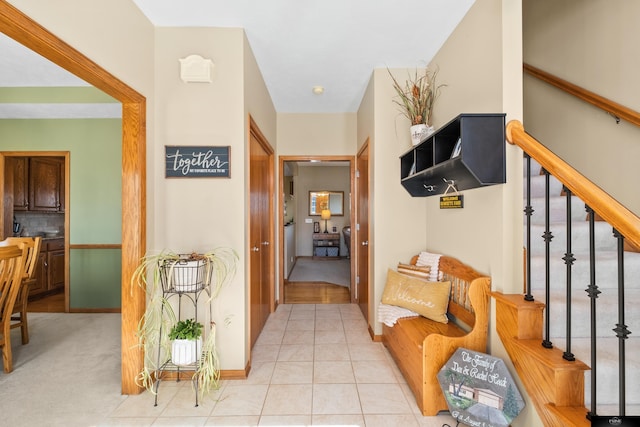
[109, 303, 457, 425]
[2, 303, 457, 425]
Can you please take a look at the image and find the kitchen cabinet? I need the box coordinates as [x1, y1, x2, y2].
[11, 157, 29, 211]
[13, 156, 65, 212]
[29, 157, 65, 212]
[29, 238, 65, 299]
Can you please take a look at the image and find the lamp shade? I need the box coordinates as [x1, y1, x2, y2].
[321, 209, 331, 220]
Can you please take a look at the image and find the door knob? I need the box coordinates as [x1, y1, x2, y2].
[261, 241, 270, 246]
[361, 241, 369, 246]
[252, 246, 260, 252]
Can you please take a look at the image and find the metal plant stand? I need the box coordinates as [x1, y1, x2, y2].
[152, 255, 212, 407]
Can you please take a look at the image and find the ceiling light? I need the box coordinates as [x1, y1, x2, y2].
[312, 86, 324, 95]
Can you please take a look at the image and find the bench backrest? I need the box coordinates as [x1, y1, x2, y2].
[411, 254, 489, 328]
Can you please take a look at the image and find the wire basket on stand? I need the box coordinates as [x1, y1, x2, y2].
[159, 254, 212, 293]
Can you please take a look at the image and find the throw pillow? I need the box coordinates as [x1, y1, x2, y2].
[397, 263, 431, 280]
[382, 269, 450, 324]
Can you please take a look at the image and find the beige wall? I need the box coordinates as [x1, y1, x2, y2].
[154, 27, 277, 370]
[523, 0, 640, 215]
[277, 113, 357, 156]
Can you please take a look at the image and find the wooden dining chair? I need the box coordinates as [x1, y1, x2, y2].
[0, 237, 42, 344]
[0, 244, 27, 373]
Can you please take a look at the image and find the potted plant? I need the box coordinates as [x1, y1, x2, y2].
[131, 247, 238, 397]
[388, 65, 446, 146]
[169, 318, 203, 366]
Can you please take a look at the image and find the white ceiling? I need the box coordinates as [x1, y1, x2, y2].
[0, 0, 475, 117]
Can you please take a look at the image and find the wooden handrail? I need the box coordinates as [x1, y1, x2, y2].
[507, 120, 640, 250]
[524, 63, 640, 128]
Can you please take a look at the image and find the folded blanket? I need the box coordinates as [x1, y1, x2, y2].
[416, 251, 442, 281]
[377, 303, 419, 327]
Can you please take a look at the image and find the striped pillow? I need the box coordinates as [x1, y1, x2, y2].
[397, 263, 431, 280]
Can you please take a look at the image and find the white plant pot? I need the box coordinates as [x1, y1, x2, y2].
[171, 338, 202, 366]
[171, 260, 206, 292]
[410, 124, 435, 146]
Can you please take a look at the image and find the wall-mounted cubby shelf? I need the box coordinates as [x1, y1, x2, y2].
[400, 113, 506, 197]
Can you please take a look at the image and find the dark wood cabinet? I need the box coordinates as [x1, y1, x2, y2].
[30, 252, 48, 297]
[28, 157, 64, 212]
[47, 239, 65, 291]
[29, 238, 65, 298]
[12, 157, 29, 211]
[399, 113, 506, 197]
[12, 156, 64, 212]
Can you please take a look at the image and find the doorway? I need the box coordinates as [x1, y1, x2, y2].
[1, 4, 146, 394]
[278, 156, 355, 305]
[248, 117, 275, 349]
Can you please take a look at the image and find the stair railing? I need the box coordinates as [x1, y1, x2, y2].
[507, 120, 640, 417]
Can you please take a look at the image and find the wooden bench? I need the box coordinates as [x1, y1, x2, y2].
[382, 254, 491, 416]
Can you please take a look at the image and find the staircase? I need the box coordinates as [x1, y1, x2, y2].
[494, 157, 640, 426]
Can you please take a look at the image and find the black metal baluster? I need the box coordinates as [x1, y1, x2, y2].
[585, 205, 600, 417]
[524, 154, 534, 301]
[562, 187, 575, 361]
[612, 228, 630, 416]
[542, 168, 553, 348]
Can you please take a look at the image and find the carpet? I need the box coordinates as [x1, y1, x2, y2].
[287, 258, 351, 288]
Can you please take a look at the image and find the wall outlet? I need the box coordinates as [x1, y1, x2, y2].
[305, 218, 312, 223]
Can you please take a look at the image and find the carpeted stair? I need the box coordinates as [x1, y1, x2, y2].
[525, 158, 640, 415]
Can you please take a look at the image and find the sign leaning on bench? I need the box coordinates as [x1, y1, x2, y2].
[437, 348, 525, 427]
[165, 146, 230, 178]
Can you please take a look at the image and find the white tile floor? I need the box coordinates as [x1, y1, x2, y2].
[103, 303, 457, 426]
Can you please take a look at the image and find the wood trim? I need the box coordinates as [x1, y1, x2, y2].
[69, 244, 122, 250]
[0, 2, 146, 394]
[524, 63, 640, 128]
[507, 120, 640, 250]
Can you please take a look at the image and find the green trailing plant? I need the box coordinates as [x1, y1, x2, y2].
[169, 318, 203, 341]
[131, 247, 238, 396]
[388, 65, 445, 126]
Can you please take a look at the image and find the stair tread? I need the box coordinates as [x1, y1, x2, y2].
[545, 404, 590, 427]
[513, 339, 590, 371]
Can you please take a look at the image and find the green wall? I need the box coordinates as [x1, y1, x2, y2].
[0, 118, 122, 308]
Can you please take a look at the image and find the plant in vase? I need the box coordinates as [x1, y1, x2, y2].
[169, 318, 203, 366]
[388, 65, 446, 146]
[131, 247, 238, 397]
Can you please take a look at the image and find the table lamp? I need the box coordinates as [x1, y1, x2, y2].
[321, 209, 331, 233]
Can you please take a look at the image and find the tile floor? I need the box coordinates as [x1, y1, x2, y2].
[104, 303, 457, 426]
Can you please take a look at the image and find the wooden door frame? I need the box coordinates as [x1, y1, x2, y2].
[1, 152, 70, 311]
[356, 140, 370, 320]
[0, 3, 146, 394]
[278, 155, 356, 303]
[248, 116, 275, 350]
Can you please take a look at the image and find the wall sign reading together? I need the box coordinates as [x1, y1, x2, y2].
[165, 146, 230, 178]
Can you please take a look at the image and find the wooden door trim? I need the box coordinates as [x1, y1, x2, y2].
[278, 155, 356, 304]
[248, 115, 275, 352]
[0, 2, 146, 394]
[356, 140, 370, 319]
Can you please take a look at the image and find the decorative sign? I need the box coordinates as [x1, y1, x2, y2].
[165, 146, 230, 178]
[440, 195, 464, 209]
[437, 348, 525, 427]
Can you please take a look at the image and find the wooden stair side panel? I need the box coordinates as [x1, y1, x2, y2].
[493, 292, 591, 427]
